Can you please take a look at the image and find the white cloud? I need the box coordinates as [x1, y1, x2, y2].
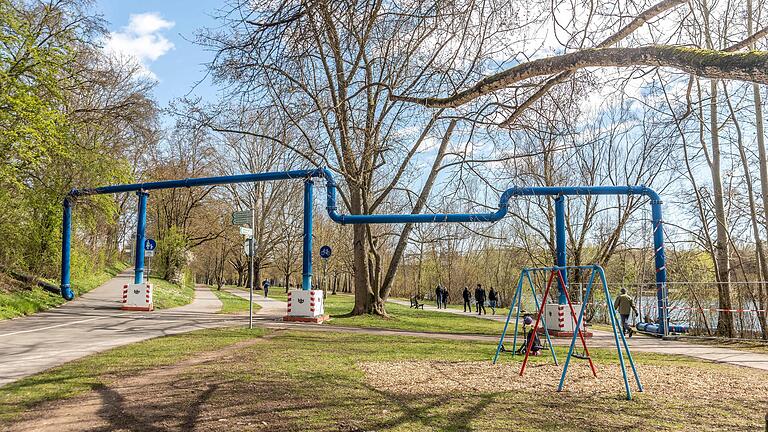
[103, 12, 175, 80]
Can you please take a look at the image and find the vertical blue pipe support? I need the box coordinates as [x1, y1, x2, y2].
[598, 267, 643, 393]
[60, 198, 74, 300]
[134, 191, 149, 284]
[493, 273, 523, 364]
[302, 179, 313, 291]
[558, 268, 599, 394]
[650, 198, 667, 335]
[554, 195, 568, 304]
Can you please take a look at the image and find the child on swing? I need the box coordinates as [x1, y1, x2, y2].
[517, 315, 543, 356]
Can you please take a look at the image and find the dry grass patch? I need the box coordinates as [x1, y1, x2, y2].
[358, 359, 768, 401]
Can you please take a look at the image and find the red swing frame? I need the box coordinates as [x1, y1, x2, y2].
[519, 269, 597, 377]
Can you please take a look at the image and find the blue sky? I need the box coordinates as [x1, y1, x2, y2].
[96, 1, 221, 108]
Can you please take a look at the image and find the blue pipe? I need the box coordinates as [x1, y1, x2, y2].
[637, 322, 687, 334]
[70, 169, 325, 196]
[60, 198, 74, 300]
[325, 175, 668, 333]
[134, 191, 149, 284]
[554, 195, 567, 304]
[650, 199, 667, 334]
[60, 169, 323, 296]
[60, 167, 667, 330]
[302, 179, 313, 290]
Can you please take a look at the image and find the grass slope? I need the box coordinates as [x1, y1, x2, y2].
[212, 287, 260, 314]
[149, 276, 195, 310]
[0, 261, 128, 320]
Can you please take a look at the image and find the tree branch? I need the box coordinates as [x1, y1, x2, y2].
[391, 46, 768, 108]
[498, 0, 687, 127]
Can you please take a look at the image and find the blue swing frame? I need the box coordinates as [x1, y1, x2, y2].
[493, 264, 644, 400]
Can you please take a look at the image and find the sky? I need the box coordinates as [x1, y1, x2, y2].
[95, 1, 221, 109]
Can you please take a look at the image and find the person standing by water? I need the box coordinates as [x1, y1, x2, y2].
[435, 284, 443, 309]
[475, 284, 487, 315]
[462, 286, 472, 312]
[488, 287, 498, 315]
[614, 287, 638, 337]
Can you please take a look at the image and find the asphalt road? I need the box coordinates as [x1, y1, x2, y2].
[0, 270, 240, 387]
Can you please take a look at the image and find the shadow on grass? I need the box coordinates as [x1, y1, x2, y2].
[91, 382, 219, 432]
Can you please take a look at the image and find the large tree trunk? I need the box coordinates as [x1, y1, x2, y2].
[709, 80, 735, 337]
[351, 188, 384, 315]
[726, 84, 768, 339]
[748, 0, 768, 339]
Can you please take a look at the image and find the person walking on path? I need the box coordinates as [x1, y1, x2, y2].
[262, 279, 270, 297]
[435, 284, 443, 309]
[462, 286, 472, 312]
[614, 287, 638, 337]
[488, 287, 498, 315]
[475, 284, 487, 315]
[440, 286, 449, 309]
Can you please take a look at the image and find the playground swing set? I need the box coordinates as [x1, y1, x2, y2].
[493, 264, 643, 400]
[57, 167, 678, 399]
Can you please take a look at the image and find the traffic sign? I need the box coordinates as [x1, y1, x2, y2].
[319, 245, 332, 259]
[231, 210, 253, 225]
[244, 240, 252, 257]
[145, 249, 155, 257]
[240, 227, 253, 237]
[144, 239, 156, 251]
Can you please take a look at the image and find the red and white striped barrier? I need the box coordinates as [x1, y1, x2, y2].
[122, 283, 153, 311]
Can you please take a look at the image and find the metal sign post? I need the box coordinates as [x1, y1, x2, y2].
[249, 203, 255, 329]
[319, 246, 332, 299]
[144, 239, 156, 283]
[233, 208, 255, 329]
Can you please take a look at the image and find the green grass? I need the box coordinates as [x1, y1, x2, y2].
[149, 276, 195, 310]
[1, 327, 765, 430]
[212, 287, 260, 314]
[0, 261, 128, 320]
[0, 328, 263, 421]
[263, 291, 509, 336]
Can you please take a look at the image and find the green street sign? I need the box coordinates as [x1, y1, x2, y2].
[232, 210, 253, 225]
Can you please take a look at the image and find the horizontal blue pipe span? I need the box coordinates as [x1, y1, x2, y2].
[322, 169, 661, 225]
[69, 167, 661, 224]
[70, 169, 325, 196]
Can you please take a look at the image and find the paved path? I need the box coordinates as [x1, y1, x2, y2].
[0, 271, 240, 387]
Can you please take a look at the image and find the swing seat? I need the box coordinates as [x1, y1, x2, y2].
[572, 352, 591, 360]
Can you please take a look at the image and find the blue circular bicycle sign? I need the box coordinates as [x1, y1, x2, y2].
[319, 245, 332, 259]
[144, 239, 157, 251]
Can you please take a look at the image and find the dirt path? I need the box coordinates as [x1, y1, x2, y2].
[3, 335, 272, 432]
[0, 271, 239, 386]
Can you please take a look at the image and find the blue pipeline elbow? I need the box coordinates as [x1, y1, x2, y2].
[61, 285, 74, 301]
